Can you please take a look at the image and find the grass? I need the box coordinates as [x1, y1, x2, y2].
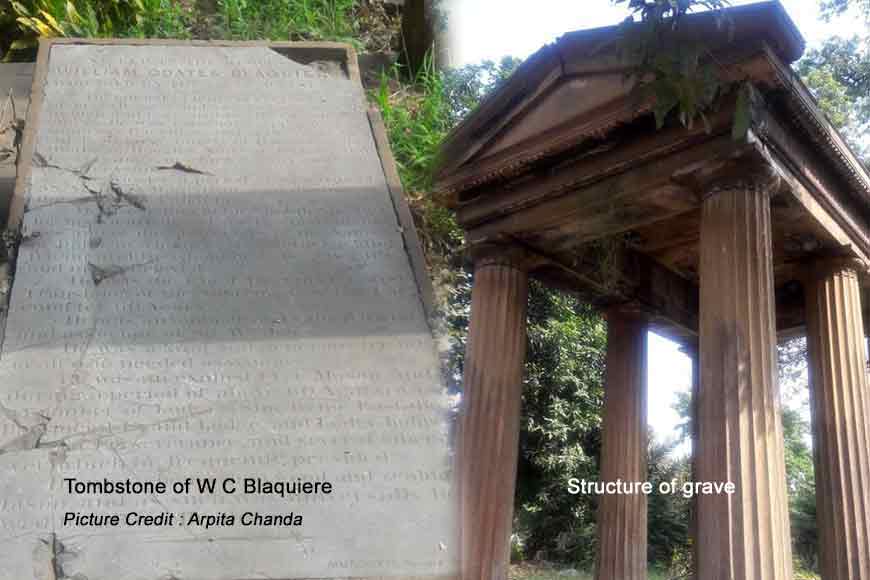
[372, 56, 463, 265]
[128, 0, 193, 39]
[510, 564, 675, 580]
[216, 0, 357, 43]
[510, 563, 821, 580]
[2, 0, 380, 60]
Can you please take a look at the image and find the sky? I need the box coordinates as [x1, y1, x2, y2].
[446, 0, 866, 66]
[442, 0, 866, 447]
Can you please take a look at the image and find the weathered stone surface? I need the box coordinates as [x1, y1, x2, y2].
[456, 246, 528, 580]
[0, 42, 455, 580]
[696, 184, 793, 580]
[596, 309, 647, 580]
[805, 261, 870, 580]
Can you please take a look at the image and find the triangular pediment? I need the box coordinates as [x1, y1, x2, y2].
[435, 1, 806, 202]
[480, 73, 637, 161]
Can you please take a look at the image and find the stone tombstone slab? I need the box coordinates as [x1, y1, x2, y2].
[0, 40, 455, 580]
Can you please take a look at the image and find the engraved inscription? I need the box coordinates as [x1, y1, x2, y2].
[0, 44, 455, 580]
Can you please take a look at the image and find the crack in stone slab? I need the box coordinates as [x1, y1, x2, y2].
[28, 154, 146, 221]
[109, 181, 146, 210]
[32, 153, 96, 177]
[38, 408, 213, 453]
[32, 534, 88, 580]
[88, 180, 147, 223]
[87, 263, 127, 286]
[88, 259, 156, 286]
[0, 422, 48, 454]
[0, 403, 52, 454]
[155, 161, 212, 175]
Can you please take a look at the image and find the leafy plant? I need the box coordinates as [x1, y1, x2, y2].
[20, 1, 139, 36]
[613, 0, 732, 130]
[373, 53, 462, 279]
[0, 0, 381, 59]
[799, 34, 870, 163]
[513, 284, 606, 567]
[1, 0, 165, 59]
[442, 55, 521, 125]
[820, 0, 870, 20]
[646, 436, 692, 576]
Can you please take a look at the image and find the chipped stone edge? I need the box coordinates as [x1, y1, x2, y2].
[366, 109, 460, 534]
[367, 108, 436, 323]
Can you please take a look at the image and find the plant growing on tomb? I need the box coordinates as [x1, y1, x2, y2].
[612, 0, 732, 130]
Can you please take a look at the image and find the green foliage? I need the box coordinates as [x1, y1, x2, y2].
[0, 0, 194, 59]
[777, 338, 817, 572]
[215, 0, 357, 43]
[672, 390, 693, 445]
[798, 0, 870, 164]
[1, 0, 141, 59]
[373, 55, 524, 379]
[441, 56, 522, 124]
[613, 0, 731, 130]
[779, 338, 809, 402]
[513, 284, 606, 566]
[374, 56, 451, 194]
[782, 406, 818, 572]
[127, 0, 192, 39]
[0, 0, 390, 60]
[646, 437, 692, 574]
[373, 54, 463, 280]
[615, 0, 730, 22]
[801, 66, 855, 130]
[799, 35, 870, 161]
[821, 0, 870, 20]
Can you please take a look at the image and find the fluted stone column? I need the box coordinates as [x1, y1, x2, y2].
[805, 259, 870, 579]
[597, 309, 648, 580]
[696, 180, 793, 580]
[457, 245, 530, 580]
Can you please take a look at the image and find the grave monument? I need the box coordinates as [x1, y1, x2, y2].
[435, 2, 870, 579]
[0, 39, 456, 580]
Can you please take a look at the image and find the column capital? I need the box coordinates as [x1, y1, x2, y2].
[700, 163, 781, 202]
[801, 256, 870, 283]
[467, 242, 540, 271]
